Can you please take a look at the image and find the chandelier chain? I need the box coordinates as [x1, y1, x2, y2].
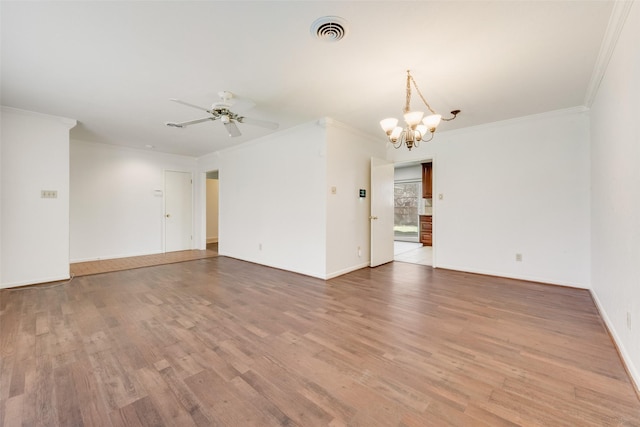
[404, 72, 412, 113]
[407, 72, 437, 115]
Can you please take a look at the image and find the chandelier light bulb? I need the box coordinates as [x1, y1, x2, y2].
[390, 127, 403, 142]
[403, 111, 424, 127]
[423, 114, 442, 131]
[379, 118, 398, 134]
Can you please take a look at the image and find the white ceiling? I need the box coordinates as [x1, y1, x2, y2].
[1, 1, 614, 157]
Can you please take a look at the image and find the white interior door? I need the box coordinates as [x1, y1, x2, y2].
[370, 157, 395, 267]
[165, 170, 193, 252]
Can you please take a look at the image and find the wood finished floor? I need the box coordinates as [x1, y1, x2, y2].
[70, 245, 218, 277]
[1, 257, 639, 426]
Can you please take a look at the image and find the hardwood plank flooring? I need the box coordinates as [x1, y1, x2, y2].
[70, 244, 218, 277]
[1, 257, 639, 426]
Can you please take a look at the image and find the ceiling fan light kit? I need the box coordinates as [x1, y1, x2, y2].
[380, 70, 460, 151]
[165, 91, 278, 138]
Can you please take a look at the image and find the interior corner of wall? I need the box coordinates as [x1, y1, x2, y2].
[316, 118, 328, 128]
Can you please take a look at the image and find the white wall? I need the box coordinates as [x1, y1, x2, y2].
[1, 107, 76, 288]
[200, 120, 327, 278]
[197, 118, 383, 279]
[70, 140, 197, 262]
[206, 178, 219, 243]
[325, 119, 385, 278]
[590, 1, 639, 389]
[390, 108, 591, 287]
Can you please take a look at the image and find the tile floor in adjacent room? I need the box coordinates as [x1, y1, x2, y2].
[394, 241, 433, 266]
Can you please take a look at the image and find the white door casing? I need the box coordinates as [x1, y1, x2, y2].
[370, 157, 395, 267]
[165, 170, 193, 252]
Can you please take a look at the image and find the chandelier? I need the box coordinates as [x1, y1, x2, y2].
[380, 70, 460, 150]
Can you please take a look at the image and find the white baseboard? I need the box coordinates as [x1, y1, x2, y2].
[590, 290, 640, 396]
[433, 263, 588, 289]
[215, 254, 370, 281]
[0, 274, 71, 289]
[219, 254, 327, 280]
[325, 262, 370, 279]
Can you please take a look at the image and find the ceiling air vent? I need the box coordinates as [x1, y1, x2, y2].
[311, 16, 348, 42]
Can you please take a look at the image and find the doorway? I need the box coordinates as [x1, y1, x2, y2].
[205, 170, 219, 253]
[393, 161, 433, 266]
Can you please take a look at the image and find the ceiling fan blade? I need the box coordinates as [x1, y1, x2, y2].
[237, 116, 279, 130]
[165, 117, 214, 128]
[223, 120, 242, 137]
[169, 98, 211, 113]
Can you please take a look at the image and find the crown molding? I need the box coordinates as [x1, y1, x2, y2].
[433, 106, 589, 140]
[584, 0, 634, 107]
[321, 117, 383, 142]
[1, 105, 77, 129]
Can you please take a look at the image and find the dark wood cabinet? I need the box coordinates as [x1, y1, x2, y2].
[420, 215, 432, 246]
[422, 162, 433, 199]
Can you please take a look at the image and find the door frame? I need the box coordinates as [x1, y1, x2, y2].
[393, 155, 437, 267]
[204, 170, 220, 247]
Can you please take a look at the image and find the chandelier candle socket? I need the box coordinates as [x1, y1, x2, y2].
[380, 70, 460, 150]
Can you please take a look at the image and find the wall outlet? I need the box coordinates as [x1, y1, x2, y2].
[331, 186, 337, 194]
[627, 312, 632, 330]
[259, 243, 262, 251]
[515, 253, 522, 262]
[357, 246, 362, 257]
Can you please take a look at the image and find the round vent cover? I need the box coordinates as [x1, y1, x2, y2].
[311, 16, 348, 42]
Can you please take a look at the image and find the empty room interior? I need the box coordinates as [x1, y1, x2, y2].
[1, 1, 639, 426]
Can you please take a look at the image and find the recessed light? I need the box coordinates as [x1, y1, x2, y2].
[145, 144, 155, 149]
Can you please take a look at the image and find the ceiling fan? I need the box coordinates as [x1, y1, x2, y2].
[165, 91, 278, 137]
